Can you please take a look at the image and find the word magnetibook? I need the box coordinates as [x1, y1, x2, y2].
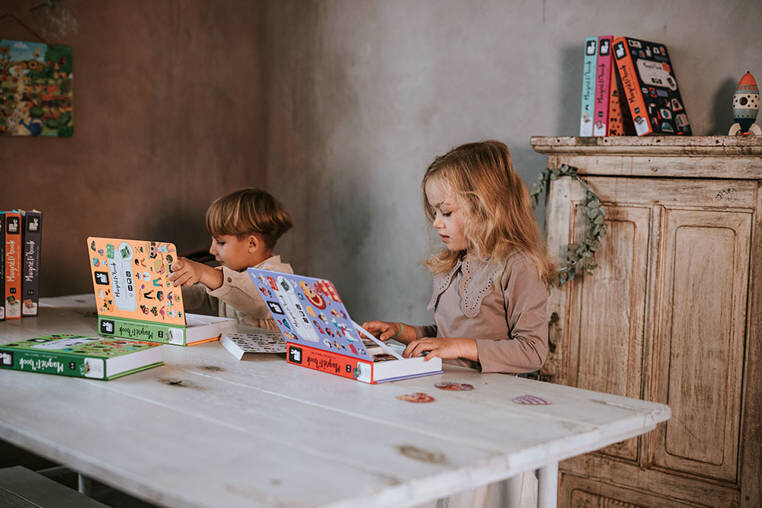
[0, 334, 163, 380]
[87, 237, 236, 346]
[248, 268, 443, 383]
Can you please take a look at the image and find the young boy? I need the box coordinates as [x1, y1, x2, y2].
[171, 188, 293, 330]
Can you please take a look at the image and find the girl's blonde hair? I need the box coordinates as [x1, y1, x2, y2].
[205, 188, 292, 249]
[422, 140, 556, 285]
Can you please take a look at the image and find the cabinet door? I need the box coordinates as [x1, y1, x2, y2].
[649, 207, 751, 483]
[568, 204, 652, 462]
[546, 177, 653, 463]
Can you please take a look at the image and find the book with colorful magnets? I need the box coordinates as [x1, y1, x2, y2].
[87, 237, 236, 346]
[612, 36, 691, 136]
[248, 268, 442, 383]
[0, 334, 163, 380]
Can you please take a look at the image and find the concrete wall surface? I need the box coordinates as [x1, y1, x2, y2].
[265, 0, 762, 325]
[1, 0, 760, 327]
[0, 0, 268, 296]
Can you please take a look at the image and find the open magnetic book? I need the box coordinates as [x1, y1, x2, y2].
[248, 268, 442, 383]
[87, 237, 236, 346]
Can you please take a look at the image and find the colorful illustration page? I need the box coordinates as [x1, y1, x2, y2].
[247, 268, 371, 360]
[10, 335, 159, 358]
[87, 237, 185, 326]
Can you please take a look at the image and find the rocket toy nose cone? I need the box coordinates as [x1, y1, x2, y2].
[738, 72, 758, 89]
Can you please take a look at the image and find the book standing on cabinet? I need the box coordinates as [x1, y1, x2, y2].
[593, 36, 613, 136]
[612, 36, 691, 136]
[579, 37, 597, 136]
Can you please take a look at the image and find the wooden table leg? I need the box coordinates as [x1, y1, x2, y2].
[537, 462, 558, 508]
[78, 473, 91, 495]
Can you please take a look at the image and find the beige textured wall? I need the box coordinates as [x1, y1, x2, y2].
[0, 0, 269, 296]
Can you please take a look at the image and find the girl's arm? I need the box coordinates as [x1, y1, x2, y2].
[402, 337, 478, 362]
[361, 321, 436, 344]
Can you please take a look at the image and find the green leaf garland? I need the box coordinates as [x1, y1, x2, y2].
[530, 164, 607, 286]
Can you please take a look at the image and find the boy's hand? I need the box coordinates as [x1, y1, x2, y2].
[403, 337, 478, 362]
[169, 257, 223, 290]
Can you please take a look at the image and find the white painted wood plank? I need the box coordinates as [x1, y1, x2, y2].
[0, 296, 670, 507]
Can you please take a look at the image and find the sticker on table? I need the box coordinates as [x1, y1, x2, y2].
[434, 382, 474, 391]
[397, 392, 436, 403]
[512, 394, 550, 405]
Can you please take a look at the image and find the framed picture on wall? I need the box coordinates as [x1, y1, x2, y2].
[0, 39, 73, 137]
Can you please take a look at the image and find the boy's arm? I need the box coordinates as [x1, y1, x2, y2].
[170, 258, 224, 290]
[206, 266, 270, 318]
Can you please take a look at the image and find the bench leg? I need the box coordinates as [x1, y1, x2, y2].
[537, 462, 558, 508]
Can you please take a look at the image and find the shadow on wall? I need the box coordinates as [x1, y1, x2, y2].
[150, 204, 210, 258]
[557, 45, 584, 136]
[709, 78, 737, 135]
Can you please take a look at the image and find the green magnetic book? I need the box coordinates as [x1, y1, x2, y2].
[0, 334, 163, 380]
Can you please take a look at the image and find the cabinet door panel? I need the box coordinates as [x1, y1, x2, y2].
[560, 473, 704, 508]
[569, 205, 651, 462]
[651, 208, 750, 482]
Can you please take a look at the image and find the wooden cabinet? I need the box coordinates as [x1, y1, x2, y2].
[530, 137, 761, 508]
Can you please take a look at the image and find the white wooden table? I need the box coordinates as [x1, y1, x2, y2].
[0, 296, 670, 508]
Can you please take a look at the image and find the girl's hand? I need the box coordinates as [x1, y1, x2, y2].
[170, 258, 223, 289]
[403, 337, 478, 362]
[361, 320, 415, 344]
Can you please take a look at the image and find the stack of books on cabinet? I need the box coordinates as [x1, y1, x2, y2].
[579, 36, 691, 137]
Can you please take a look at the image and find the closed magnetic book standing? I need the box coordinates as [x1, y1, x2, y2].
[612, 37, 691, 136]
[87, 237, 236, 346]
[248, 268, 442, 383]
[0, 213, 4, 320]
[593, 36, 613, 136]
[4, 211, 22, 319]
[21, 211, 42, 316]
[579, 37, 597, 136]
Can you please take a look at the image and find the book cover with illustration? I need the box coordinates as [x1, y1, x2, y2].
[4, 211, 22, 319]
[21, 211, 42, 316]
[87, 237, 236, 346]
[0, 334, 163, 380]
[593, 36, 613, 136]
[579, 37, 597, 136]
[248, 268, 442, 384]
[613, 36, 691, 136]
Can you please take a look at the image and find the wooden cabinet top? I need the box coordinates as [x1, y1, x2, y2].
[530, 136, 762, 179]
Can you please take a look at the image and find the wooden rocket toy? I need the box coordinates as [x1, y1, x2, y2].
[729, 72, 761, 135]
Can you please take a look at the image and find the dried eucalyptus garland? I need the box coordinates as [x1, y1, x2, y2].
[530, 164, 607, 286]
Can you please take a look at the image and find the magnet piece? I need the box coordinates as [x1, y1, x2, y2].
[397, 392, 436, 403]
[434, 382, 474, 391]
[512, 394, 550, 405]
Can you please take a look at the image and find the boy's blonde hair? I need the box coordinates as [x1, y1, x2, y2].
[205, 188, 292, 249]
[422, 140, 556, 285]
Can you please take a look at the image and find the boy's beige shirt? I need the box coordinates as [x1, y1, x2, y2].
[416, 251, 549, 374]
[182, 255, 293, 330]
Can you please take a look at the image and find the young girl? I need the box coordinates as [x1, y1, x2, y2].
[364, 140, 554, 374]
[170, 188, 294, 330]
